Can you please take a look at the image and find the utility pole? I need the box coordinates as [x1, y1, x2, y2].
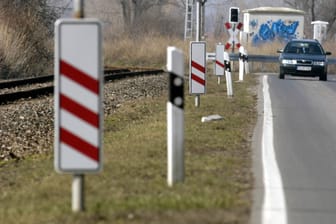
[196, 0, 201, 42]
[184, 0, 194, 40]
[200, 0, 206, 40]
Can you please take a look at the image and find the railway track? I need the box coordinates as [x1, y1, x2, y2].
[0, 68, 164, 104]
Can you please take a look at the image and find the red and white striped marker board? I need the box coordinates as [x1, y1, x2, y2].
[215, 44, 225, 76]
[189, 42, 206, 94]
[54, 19, 103, 173]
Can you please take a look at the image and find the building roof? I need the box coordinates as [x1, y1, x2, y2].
[242, 7, 305, 15]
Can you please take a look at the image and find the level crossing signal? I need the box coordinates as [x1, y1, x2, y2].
[229, 7, 239, 23]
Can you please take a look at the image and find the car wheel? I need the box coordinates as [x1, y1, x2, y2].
[279, 72, 285, 79]
[319, 72, 327, 81]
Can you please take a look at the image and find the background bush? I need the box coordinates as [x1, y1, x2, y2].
[0, 0, 57, 79]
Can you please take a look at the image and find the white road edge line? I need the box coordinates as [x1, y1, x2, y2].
[262, 75, 288, 224]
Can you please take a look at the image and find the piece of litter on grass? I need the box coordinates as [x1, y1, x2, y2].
[201, 114, 224, 122]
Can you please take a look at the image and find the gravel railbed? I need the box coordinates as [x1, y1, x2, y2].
[0, 73, 168, 161]
[0, 82, 53, 95]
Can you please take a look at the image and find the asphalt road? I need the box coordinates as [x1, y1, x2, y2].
[252, 74, 336, 224]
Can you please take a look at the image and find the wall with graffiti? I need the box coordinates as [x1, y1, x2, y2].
[251, 19, 300, 44]
[243, 8, 305, 46]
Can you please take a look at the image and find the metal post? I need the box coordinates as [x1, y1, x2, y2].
[196, 1, 201, 42]
[72, 174, 85, 212]
[232, 23, 236, 54]
[73, 0, 84, 213]
[74, 0, 84, 18]
[201, 2, 205, 40]
[195, 1, 201, 107]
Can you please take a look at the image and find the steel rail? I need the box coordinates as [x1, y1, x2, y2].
[0, 69, 164, 104]
[0, 68, 131, 89]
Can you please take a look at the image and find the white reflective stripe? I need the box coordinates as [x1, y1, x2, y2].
[60, 24, 99, 80]
[191, 67, 205, 80]
[190, 81, 205, 94]
[60, 75, 99, 113]
[191, 43, 205, 68]
[60, 109, 99, 147]
[215, 65, 224, 76]
[60, 143, 98, 169]
[216, 45, 225, 76]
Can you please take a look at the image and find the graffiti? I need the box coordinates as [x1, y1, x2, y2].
[252, 19, 299, 45]
[250, 19, 258, 29]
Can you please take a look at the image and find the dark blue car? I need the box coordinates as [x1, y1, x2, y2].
[277, 39, 331, 81]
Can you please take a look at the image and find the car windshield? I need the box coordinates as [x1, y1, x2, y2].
[284, 42, 324, 55]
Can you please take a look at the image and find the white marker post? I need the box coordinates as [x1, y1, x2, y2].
[167, 47, 184, 187]
[215, 43, 225, 84]
[224, 51, 233, 97]
[244, 48, 249, 74]
[190, 42, 206, 107]
[239, 46, 245, 81]
[55, 0, 103, 212]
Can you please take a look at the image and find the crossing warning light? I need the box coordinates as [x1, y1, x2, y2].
[229, 7, 239, 23]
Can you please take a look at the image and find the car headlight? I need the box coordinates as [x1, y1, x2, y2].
[313, 61, 325, 66]
[282, 59, 297, 65]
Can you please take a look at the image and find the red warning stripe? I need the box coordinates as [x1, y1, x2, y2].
[60, 127, 99, 162]
[225, 22, 231, 30]
[191, 60, 205, 74]
[191, 60, 205, 86]
[237, 22, 243, 30]
[60, 94, 99, 128]
[191, 73, 205, 86]
[60, 60, 99, 94]
[216, 60, 225, 68]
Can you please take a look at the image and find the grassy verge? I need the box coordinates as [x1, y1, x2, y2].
[0, 73, 257, 224]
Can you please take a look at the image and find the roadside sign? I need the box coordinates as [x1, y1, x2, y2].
[190, 41, 206, 94]
[167, 47, 185, 187]
[54, 19, 103, 173]
[225, 22, 243, 50]
[215, 44, 225, 76]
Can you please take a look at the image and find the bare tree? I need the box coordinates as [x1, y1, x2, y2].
[119, 0, 184, 34]
[284, 0, 336, 39]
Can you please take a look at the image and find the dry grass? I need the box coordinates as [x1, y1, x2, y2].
[104, 33, 188, 69]
[0, 73, 257, 224]
[104, 33, 336, 74]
